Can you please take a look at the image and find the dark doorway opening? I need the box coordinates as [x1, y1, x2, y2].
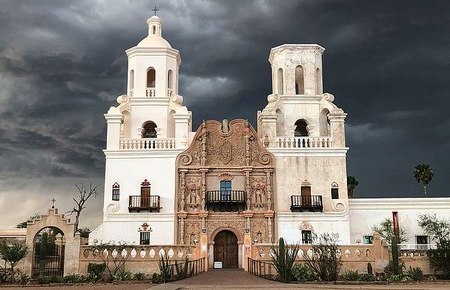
[214, 230, 238, 268]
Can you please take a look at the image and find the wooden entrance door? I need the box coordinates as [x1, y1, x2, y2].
[214, 230, 238, 268]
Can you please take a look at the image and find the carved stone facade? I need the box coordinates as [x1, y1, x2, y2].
[176, 119, 275, 245]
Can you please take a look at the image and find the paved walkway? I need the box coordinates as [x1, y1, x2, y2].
[151, 269, 450, 290]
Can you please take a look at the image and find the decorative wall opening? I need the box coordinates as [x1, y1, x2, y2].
[316, 68, 322, 94]
[277, 68, 283, 94]
[295, 65, 304, 94]
[168, 70, 173, 89]
[294, 119, 308, 137]
[276, 109, 284, 136]
[129, 70, 134, 90]
[147, 68, 156, 88]
[142, 121, 157, 138]
[319, 109, 330, 136]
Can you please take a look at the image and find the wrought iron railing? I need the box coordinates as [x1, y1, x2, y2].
[206, 190, 246, 212]
[248, 257, 277, 280]
[290, 195, 323, 212]
[161, 257, 206, 282]
[128, 195, 160, 212]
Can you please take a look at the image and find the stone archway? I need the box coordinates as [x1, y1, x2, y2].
[213, 230, 238, 268]
[23, 207, 81, 277]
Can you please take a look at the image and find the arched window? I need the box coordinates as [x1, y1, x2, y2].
[331, 182, 339, 199]
[276, 109, 284, 136]
[294, 119, 308, 137]
[168, 70, 173, 89]
[319, 109, 330, 136]
[152, 26, 156, 35]
[147, 68, 156, 88]
[277, 68, 283, 94]
[295, 65, 304, 94]
[316, 68, 322, 94]
[112, 182, 120, 201]
[129, 70, 134, 90]
[142, 121, 157, 138]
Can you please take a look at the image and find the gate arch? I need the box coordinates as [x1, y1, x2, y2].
[213, 230, 239, 268]
[24, 207, 81, 276]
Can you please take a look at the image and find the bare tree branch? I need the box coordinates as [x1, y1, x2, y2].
[65, 183, 98, 235]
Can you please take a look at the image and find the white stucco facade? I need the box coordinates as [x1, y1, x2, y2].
[90, 15, 450, 257]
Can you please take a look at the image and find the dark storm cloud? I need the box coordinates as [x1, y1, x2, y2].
[0, 0, 449, 227]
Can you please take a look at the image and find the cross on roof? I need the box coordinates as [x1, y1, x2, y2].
[152, 6, 159, 16]
[51, 198, 56, 208]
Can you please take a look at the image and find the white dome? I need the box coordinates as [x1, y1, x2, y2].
[137, 35, 172, 48]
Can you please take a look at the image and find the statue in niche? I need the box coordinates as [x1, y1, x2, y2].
[188, 189, 199, 209]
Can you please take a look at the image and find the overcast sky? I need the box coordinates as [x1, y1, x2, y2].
[1, 0, 449, 229]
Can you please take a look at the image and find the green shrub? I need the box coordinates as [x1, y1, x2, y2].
[342, 270, 359, 281]
[87, 262, 106, 282]
[151, 272, 162, 284]
[359, 273, 375, 281]
[384, 260, 405, 277]
[428, 248, 450, 278]
[387, 273, 412, 282]
[406, 266, 423, 281]
[48, 275, 64, 283]
[291, 263, 316, 282]
[134, 272, 145, 280]
[114, 270, 132, 281]
[37, 276, 49, 284]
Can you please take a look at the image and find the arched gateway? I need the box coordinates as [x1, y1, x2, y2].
[175, 119, 275, 269]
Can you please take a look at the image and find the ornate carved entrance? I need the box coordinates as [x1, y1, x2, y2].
[214, 230, 238, 268]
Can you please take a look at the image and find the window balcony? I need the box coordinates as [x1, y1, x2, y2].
[206, 190, 246, 212]
[267, 137, 333, 149]
[290, 195, 323, 212]
[129, 195, 160, 212]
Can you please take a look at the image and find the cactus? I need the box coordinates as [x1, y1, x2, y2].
[271, 237, 299, 282]
[391, 237, 399, 275]
[158, 252, 172, 283]
[367, 262, 373, 276]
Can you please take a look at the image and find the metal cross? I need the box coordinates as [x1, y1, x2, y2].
[51, 198, 56, 208]
[152, 6, 159, 16]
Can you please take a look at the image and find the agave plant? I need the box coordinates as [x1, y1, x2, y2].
[271, 237, 299, 282]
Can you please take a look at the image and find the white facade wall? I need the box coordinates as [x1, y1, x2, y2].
[349, 198, 450, 245]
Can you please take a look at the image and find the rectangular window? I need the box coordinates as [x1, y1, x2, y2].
[416, 235, 428, 250]
[112, 188, 120, 201]
[140, 232, 150, 245]
[363, 235, 373, 244]
[220, 180, 232, 200]
[302, 230, 312, 244]
[331, 188, 339, 199]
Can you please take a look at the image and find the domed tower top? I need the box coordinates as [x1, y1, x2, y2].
[137, 15, 172, 48]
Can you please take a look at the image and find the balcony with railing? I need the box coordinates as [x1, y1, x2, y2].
[129, 195, 161, 212]
[146, 88, 156, 97]
[120, 138, 176, 150]
[271, 137, 332, 149]
[290, 195, 323, 212]
[206, 190, 247, 212]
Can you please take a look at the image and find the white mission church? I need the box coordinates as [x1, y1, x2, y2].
[89, 15, 449, 268]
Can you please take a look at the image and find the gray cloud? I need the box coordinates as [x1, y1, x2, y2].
[0, 0, 449, 228]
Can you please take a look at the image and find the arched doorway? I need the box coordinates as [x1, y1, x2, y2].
[214, 230, 238, 268]
[32, 227, 65, 277]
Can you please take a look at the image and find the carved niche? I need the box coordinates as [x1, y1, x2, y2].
[177, 119, 274, 168]
[251, 176, 266, 210]
[185, 177, 201, 210]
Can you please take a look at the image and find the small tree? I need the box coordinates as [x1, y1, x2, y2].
[418, 214, 450, 277]
[16, 214, 40, 228]
[271, 237, 299, 282]
[347, 175, 359, 198]
[0, 239, 28, 282]
[66, 183, 98, 234]
[413, 164, 434, 196]
[303, 233, 342, 281]
[372, 218, 407, 243]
